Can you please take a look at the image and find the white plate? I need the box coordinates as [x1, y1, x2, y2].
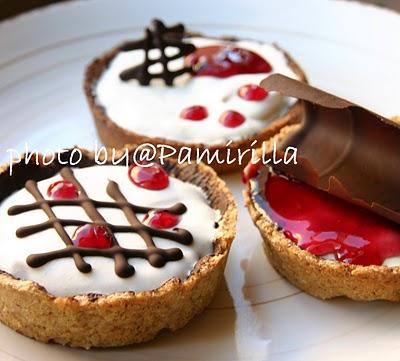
[0, 0, 400, 360]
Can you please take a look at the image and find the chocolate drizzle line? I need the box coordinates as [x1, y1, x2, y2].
[260, 74, 400, 224]
[8, 167, 192, 278]
[119, 18, 196, 86]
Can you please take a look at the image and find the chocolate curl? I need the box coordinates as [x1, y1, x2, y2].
[261, 74, 400, 224]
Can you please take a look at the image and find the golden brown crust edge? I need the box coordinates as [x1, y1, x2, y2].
[0, 147, 237, 348]
[392, 115, 400, 124]
[244, 128, 400, 301]
[83, 39, 307, 174]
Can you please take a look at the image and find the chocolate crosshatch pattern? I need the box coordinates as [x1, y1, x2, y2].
[7, 167, 193, 278]
[119, 18, 196, 86]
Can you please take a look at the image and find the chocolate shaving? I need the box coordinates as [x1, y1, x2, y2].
[119, 18, 196, 86]
[261, 74, 400, 224]
[8, 167, 192, 278]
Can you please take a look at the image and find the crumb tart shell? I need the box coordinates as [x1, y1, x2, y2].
[84, 37, 307, 174]
[244, 128, 400, 301]
[0, 147, 237, 348]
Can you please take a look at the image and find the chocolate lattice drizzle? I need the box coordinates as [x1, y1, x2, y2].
[119, 18, 196, 86]
[8, 167, 193, 278]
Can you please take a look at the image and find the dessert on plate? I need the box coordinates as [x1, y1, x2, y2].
[244, 74, 400, 301]
[0, 147, 236, 348]
[84, 19, 307, 173]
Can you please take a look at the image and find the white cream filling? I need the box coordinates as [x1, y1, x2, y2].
[95, 37, 299, 145]
[0, 165, 219, 296]
[382, 257, 400, 267]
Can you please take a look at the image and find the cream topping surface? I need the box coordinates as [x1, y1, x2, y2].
[0, 165, 219, 296]
[95, 37, 300, 145]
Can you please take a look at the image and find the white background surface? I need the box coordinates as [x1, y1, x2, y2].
[0, 0, 400, 360]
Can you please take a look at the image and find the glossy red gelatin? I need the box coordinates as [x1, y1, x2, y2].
[47, 180, 79, 200]
[72, 224, 113, 249]
[262, 174, 400, 266]
[180, 105, 208, 121]
[219, 110, 245, 128]
[144, 210, 180, 229]
[128, 163, 169, 190]
[238, 84, 268, 101]
[186, 46, 272, 78]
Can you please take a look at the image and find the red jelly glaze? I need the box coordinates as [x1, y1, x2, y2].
[72, 224, 113, 249]
[263, 174, 400, 266]
[144, 210, 181, 229]
[180, 105, 208, 121]
[219, 110, 245, 128]
[238, 84, 268, 101]
[128, 163, 169, 190]
[186, 46, 272, 78]
[47, 180, 79, 200]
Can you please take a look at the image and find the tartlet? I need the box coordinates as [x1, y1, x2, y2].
[244, 75, 400, 301]
[84, 19, 307, 173]
[0, 147, 236, 348]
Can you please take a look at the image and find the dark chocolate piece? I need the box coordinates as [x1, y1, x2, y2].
[8, 167, 192, 278]
[261, 74, 400, 224]
[119, 19, 196, 86]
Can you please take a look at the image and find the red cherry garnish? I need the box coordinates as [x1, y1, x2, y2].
[47, 180, 79, 200]
[242, 161, 261, 183]
[180, 105, 208, 121]
[219, 110, 246, 128]
[128, 163, 169, 190]
[238, 84, 268, 101]
[186, 46, 272, 78]
[144, 210, 181, 229]
[72, 224, 113, 249]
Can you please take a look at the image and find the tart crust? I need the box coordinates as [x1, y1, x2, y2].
[244, 127, 400, 301]
[0, 147, 237, 348]
[84, 36, 307, 174]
